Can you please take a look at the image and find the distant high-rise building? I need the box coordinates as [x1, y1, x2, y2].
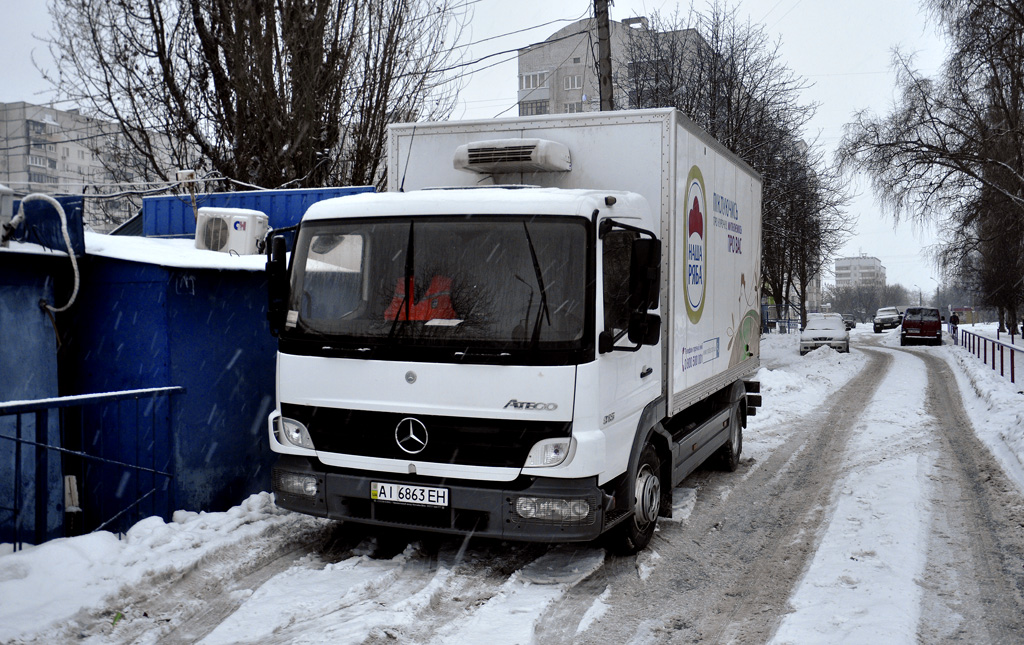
[835, 255, 886, 288]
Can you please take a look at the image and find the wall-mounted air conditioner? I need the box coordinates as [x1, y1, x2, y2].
[194, 207, 269, 255]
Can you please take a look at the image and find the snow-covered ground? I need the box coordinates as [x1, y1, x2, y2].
[2, 327, 1022, 644]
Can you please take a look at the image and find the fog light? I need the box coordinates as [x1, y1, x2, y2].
[277, 417, 314, 450]
[514, 496, 591, 522]
[274, 471, 317, 497]
[524, 439, 570, 467]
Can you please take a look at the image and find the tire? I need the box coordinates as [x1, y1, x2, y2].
[607, 443, 662, 555]
[900, 335, 906, 346]
[874, 325, 881, 333]
[715, 399, 743, 472]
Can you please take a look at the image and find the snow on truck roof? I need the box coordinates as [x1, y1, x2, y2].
[301, 187, 647, 222]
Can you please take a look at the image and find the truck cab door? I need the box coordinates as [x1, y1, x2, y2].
[598, 229, 662, 457]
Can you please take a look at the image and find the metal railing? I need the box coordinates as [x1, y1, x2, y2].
[960, 329, 1024, 385]
[0, 386, 184, 550]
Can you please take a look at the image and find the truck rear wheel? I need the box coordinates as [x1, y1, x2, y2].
[607, 444, 661, 554]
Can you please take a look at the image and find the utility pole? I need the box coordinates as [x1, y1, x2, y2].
[595, 0, 614, 111]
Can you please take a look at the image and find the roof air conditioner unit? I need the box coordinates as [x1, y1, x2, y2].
[453, 138, 571, 174]
[194, 207, 269, 255]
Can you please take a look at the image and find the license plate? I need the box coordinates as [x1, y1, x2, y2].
[371, 482, 449, 507]
[908, 329, 920, 334]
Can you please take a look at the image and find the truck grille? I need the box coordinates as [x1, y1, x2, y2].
[283, 403, 571, 468]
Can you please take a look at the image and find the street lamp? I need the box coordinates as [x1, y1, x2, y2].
[913, 284, 922, 306]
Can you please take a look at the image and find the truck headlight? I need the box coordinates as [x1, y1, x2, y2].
[277, 417, 315, 450]
[524, 438, 571, 467]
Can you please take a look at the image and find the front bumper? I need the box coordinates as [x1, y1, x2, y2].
[800, 340, 847, 354]
[271, 455, 609, 542]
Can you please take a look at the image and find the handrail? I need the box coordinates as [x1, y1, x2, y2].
[1, 386, 185, 551]
[0, 387, 184, 414]
[960, 329, 1023, 384]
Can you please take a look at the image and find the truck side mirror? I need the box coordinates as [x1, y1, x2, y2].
[628, 312, 661, 346]
[628, 238, 661, 312]
[267, 235, 289, 335]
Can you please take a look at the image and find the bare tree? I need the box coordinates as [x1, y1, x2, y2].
[44, 0, 468, 211]
[840, 0, 1024, 324]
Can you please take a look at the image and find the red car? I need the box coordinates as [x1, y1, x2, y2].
[900, 307, 943, 346]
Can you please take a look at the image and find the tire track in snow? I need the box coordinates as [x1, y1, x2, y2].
[198, 543, 450, 645]
[557, 348, 890, 644]
[769, 346, 934, 644]
[916, 350, 1024, 643]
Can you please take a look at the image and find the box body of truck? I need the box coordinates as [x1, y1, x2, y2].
[267, 108, 762, 551]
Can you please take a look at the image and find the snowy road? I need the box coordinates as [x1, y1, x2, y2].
[4, 328, 1024, 644]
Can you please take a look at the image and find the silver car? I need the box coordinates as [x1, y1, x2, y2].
[800, 316, 851, 355]
[873, 307, 902, 333]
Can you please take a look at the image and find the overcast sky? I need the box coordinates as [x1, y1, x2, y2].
[1, 0, 950, 297]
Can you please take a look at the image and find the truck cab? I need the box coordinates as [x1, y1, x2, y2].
[267, 188, 665, 547]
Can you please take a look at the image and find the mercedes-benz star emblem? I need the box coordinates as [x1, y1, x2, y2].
[395, 417, 428, 454]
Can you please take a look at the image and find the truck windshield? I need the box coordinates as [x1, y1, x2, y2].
[287, 216, 588, 349]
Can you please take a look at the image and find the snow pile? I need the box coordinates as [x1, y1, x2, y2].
[0, 493, 316, 643]
[944, 340, 1024, 494]
[746, 331, 866, 457]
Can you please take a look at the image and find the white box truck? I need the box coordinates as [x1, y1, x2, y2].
[266, 108, 762, 552]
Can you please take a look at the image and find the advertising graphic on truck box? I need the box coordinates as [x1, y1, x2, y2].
[685, 165, 707, 324]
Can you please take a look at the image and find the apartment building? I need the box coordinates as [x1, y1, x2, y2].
[0, 102, 152, 230]
[835, 255, 886, 288]
[516, 17, 649, 116]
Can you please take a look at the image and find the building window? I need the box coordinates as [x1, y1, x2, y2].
[29, 172, 57, 185]
[28, 155, 47, 167]
[519, 100, 550, 116]
[519, 72, 548, 90]
[564, 102, 583, 113]
[573, 57, 581, 64]
[564, 75, 582, 90]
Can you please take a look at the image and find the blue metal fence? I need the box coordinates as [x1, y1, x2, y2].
[0, 386, 184, 550]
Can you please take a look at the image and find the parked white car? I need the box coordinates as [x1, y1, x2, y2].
[800, 316, 850, 355]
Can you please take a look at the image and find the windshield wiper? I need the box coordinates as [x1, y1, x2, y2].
[388, 222, 415, 340]
[522, 222, 551, 347]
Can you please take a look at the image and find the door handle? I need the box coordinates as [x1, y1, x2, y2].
[640, 366, 653, 378]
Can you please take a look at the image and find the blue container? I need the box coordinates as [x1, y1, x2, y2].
[62, 252, 279, 529]
[9, 195, 85, 256]
[0, 251, 66, 543]
[142, 186, 374, 238]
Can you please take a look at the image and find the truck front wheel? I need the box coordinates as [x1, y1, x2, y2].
[608, 444, 661, 554]
[716, 400, 743, 472]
